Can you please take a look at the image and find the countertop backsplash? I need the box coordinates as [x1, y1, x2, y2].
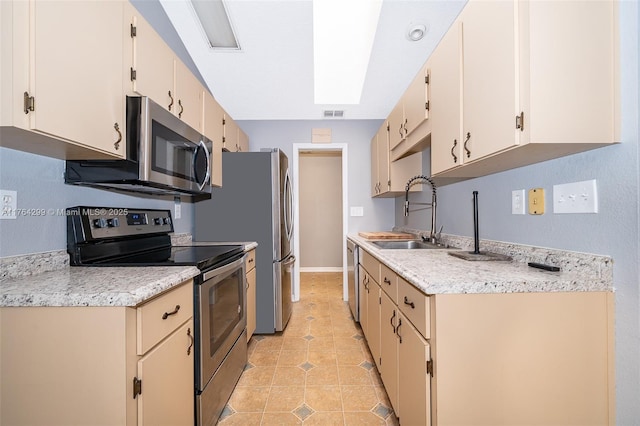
[393, 226, 613, 282]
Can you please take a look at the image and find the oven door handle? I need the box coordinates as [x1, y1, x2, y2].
[202, 255, 245, 282]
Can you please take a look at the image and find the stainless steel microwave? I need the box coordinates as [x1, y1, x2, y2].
[65, 96, 212, 197]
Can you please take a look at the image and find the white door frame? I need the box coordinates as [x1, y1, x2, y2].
[292, 143, 349, 302]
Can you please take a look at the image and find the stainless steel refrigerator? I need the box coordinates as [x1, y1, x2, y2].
[194, 149, 294, 333]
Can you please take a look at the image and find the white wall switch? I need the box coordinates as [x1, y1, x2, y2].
[350, 206, 364, 217]
[174, 196, 182, 219]
[553, 179, 598, 214]
[511, 189, 526, 215]
[1, 189, 17, 219]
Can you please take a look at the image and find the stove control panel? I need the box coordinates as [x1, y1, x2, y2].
[67, 207, 174, 241]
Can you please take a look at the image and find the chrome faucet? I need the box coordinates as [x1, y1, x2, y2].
[404, 175, 438, 243]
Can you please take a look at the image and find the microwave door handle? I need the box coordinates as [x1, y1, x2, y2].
[195, 139, 211, 191]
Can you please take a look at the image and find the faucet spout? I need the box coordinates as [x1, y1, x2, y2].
[404, 175, 438, 242]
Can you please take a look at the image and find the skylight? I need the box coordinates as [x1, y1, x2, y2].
[313, 0, 382, 105]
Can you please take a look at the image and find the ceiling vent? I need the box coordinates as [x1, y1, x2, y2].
[323, 110, 345, 119]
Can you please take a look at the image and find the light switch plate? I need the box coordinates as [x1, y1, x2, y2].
[350, 206, 364, 217]
[553, 179, 598, 214]
[528, 188, 545, 215]
[511, 189, 525, 215]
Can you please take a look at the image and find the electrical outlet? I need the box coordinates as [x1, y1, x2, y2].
[350, 206, 364, 217]
[553, 179, 598, 214]
[174, 196, 182, 219]
[511, 189, 525, 215]
[1, 190, 17, 219]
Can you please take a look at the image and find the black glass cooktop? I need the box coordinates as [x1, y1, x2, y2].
[92, 244, 244, 271]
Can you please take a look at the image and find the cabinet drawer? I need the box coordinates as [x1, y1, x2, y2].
[137, 280, 193, 355]
[245, 249, 256, 271]
[380, 264, 398, 303]
[398, 277, 430, 339]
[361, 250, 380, 283]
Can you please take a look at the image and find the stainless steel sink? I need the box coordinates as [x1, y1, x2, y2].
[370, 240, 454, 250]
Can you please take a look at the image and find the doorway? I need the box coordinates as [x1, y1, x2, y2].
[292, 143, 348, 302]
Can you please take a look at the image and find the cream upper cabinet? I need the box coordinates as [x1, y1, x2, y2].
[223, 113, 239, 151]
[370, 131, 380, 197]
[128, 4, 175, 113]
[430, 21, 463, 175]
[174, 60, 205, 133]
[129, 5, 204, 133]
[388, 101, 405, 151]
[460, 0, 518, 162]
[237, 127, 249, 152]
[203, 92, 224, 187]
[432, 0, 619, 180]
[403, 66, 430, 139]
[0, 0, 125, 159]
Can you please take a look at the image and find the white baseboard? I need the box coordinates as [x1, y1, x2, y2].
[299, 267, 344, 273]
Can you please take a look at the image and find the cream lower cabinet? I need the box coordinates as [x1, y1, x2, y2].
[0, 280, 195, 426]
[1, 0, 126, 159]
[245, 248, 257, 341]
[379, 290, 399, 412]
[358, 264, 369, 335]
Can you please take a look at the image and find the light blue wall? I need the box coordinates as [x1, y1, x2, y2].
[396, 3, 640, 422]
[0, 147, 194, 258]
[238, 119, 396, 235]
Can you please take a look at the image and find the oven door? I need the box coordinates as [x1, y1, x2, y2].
[138, 96, 211, 192]
[196, 254, 247, 390]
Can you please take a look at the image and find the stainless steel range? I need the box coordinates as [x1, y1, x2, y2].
[66, 206, 248, 426]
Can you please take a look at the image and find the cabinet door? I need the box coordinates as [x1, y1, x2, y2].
[246, 267, 257, 341]
[367, 280, 381, 370]
[237, 127, 249, 152]
[223, 114, 239, 151]
[430, 21, 463, 175]
[403, 66, 429, 137]
[358, 266, 369, 337]
[175, 59, 204, 132]
[131, 10, 175, 112]
[380, 291, 399, 412]
[31, 0, 125, 157]
[203, 92, 224, 187]
[376, 123, 390, 194]
[388, 101, 405, 150]
[397, 313, 431, 426]
[370, 133, 379, 196]
[137, 320, 194, 426]
[461, 0, 518, 161]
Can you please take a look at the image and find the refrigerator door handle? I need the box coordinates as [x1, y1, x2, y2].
[283, 255, 296, 267]
[284, 170, 294, 242]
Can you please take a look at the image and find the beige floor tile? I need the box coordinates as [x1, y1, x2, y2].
[338, 365, 374, 386]
[253, 335, 285, 352]
[248, 350, 280, 366]
[261, 412, 303, 425]
[264, 386, 305, 412]
[336, 348, 368, 365]
[304, 385, 343, 412]
[307, 350, 337, 366]
[277, 350, 308, 366]
[282, 336, 310, 351]
[217, 412, 263, 425]
[306, 365, 339, 386]
[236, 366, 275, 387]
[227, 386, 269, 412]
[303, 411, 345, 425]
[340, 386, 379, 411]
[343, 411, 387, 425]
[272, 366, 306, 386]
[334, 336, 364, 350]
[308, 336, 335, 351]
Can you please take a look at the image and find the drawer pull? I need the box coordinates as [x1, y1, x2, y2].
[162, 305, 180, 320]
[403, 296, 415, 309]
[383, 277, 391, 285]
[187, 327, 194, 356]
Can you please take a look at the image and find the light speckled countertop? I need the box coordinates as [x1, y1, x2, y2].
[349, 234, 613, 295]
[0, 240, 258, 307]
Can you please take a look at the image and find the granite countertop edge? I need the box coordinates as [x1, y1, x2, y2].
[348, 234, 613, 295]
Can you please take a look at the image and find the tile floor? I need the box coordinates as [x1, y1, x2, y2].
[217, 272, 399, 425]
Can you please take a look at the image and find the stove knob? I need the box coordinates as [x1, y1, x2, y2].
[154, 217, 162, 225]
[163, 217, 171, 225]
[107, 218, 120, 227]
[93, 218, 107, 229]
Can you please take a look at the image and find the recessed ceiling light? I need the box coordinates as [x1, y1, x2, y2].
[406, 23, 428, 42]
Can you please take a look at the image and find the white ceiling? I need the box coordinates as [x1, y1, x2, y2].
[159, 0, 466, 121]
